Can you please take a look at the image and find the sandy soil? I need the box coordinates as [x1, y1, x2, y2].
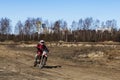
[0, 44, 120, 80]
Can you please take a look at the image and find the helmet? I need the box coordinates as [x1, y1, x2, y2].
[40, 40, 44, 43]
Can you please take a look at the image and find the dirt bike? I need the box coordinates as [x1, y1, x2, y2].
[39, 51, 48, 69]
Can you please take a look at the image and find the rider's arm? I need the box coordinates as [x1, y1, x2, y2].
[44, 45, 49, 52]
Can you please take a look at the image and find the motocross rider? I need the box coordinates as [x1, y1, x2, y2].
[34, 40, 49, 67]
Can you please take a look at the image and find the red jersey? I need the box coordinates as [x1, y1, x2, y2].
[36, 44, 49, 56]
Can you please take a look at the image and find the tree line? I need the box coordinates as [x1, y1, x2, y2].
[0, 17, 120, 42]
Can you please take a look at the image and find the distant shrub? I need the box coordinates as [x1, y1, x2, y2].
[0, 38, 6, 42]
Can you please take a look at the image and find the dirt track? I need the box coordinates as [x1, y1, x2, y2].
[0, 44, 120, 80]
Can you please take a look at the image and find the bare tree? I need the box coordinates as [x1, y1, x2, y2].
[24, 18, 33, 40]
[71, 21, 78, 31]
[83, 17, 93, 30]
[35, 18, 42, 40]
[14, 21, 24, 40]
[0, 18, 11, 40]
[53, 21, 60, 33]
[78, 19, 84, 30]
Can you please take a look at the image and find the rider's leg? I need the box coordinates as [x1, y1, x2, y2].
[46, 57, 47, 62]
[44, 57, 47, 65]
[38, 55, 42, 64]
[34, 54, 38, 67]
